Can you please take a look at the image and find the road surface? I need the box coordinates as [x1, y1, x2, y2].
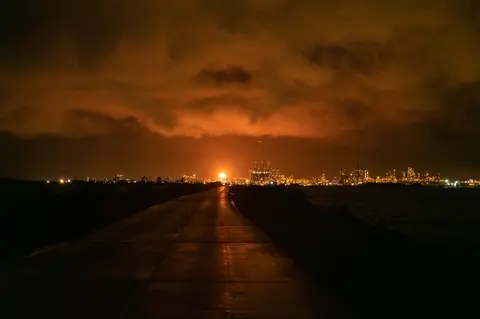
[2, 187, 346, 318]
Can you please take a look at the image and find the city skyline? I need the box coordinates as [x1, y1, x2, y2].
[31, 160, 478, 185]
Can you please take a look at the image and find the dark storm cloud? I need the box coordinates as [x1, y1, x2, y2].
[0, 0, 162, 70]
[0, 107, 32, 128]
[340, 99, 371, 124]
[184, 95, 252, 116]
[65, 109, 144, 136]
[303, 42, 389, 75]
[0, 87, 11, 100]
[425, 81, 480, 161]
[1, 0, 478, 136]
[196, 67, 253, 84]
[0, 0, 479, 177]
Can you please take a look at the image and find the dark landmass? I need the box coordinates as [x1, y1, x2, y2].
[230, 185, 480, 319]
[304, 184, 480, 244]
[0, 180, 217, 261]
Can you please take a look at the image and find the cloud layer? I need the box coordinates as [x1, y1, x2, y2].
[0, 0, 478, 140]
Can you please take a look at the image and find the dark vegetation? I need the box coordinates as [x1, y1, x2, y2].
[0, 180, 217, 260]
[230, 185, 480, 319]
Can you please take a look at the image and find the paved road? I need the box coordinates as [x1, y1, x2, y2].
[2, 187, 346, 318]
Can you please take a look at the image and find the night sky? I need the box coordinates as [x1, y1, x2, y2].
[0, 0, 479, 180]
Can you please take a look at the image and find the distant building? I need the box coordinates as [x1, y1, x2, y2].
[339, 169, 348, 185]
[232, 177, 249, 185]
[386, 169, 397, 183]
[349, 169, 369, 185]
[113, 174, 125, 182]
[407, 167, 416, 183]
[312, 171, 328, 185]
[181, 174, 209, 184]
[250, 161, 282, 185]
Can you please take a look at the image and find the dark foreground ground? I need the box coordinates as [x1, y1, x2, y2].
[230, 185, 480, 319]
[0, 180, 217, 260]
[2, 183, 479, 318]
[2, 187, 341, 319]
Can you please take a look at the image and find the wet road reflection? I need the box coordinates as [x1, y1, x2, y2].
[3, 187, 347, 318]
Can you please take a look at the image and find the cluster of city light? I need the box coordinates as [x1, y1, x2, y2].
[181, 174, 212, 184]
[46, 175, 203, 184]
[444, 179, 460, 187]
[44, 179, 73, 184]
[228, 162, 479, 188]
[447, 179, 480, 187]
[43, 166, 479, 188]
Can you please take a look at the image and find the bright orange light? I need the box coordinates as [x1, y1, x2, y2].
[218, 172, 227, 180]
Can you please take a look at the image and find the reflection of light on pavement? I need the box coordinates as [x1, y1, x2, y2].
[223, 245, 232, 268]
[220, 244, 234, 313]
[221, 201, 233, 276]
[219, 195, 234, 312]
